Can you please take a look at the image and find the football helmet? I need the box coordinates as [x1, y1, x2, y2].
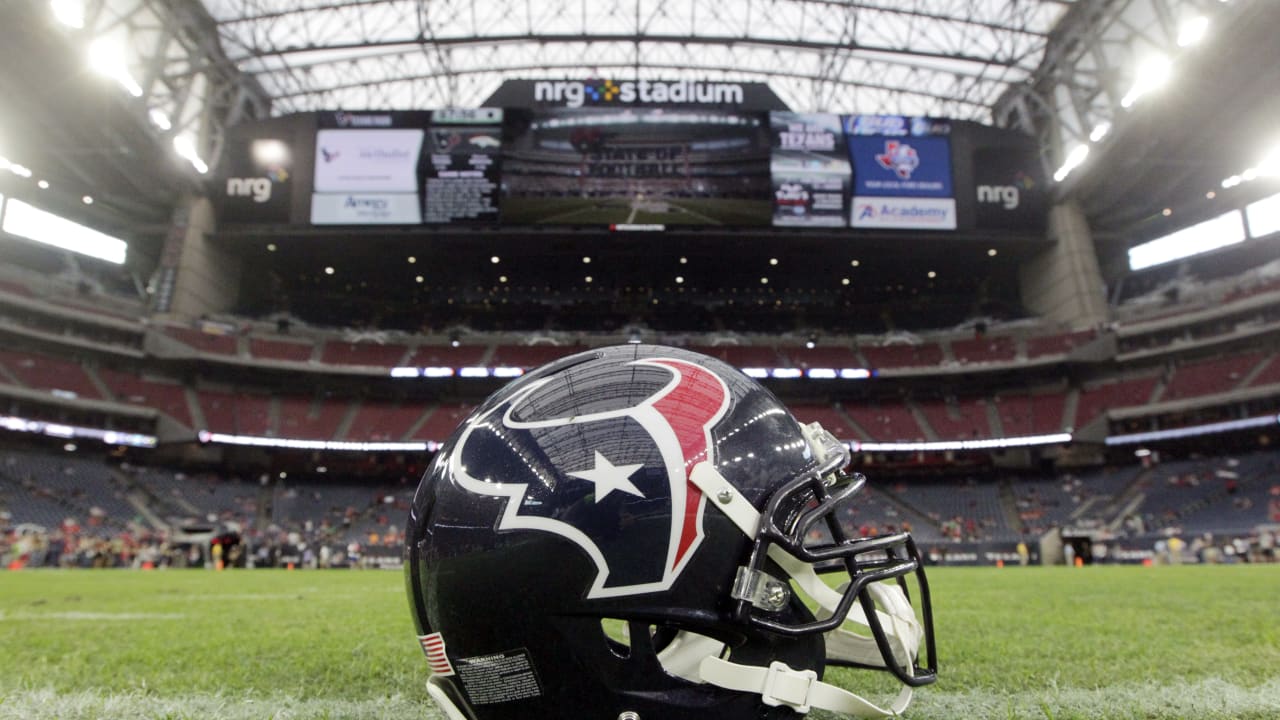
[405, 345, 935, 720]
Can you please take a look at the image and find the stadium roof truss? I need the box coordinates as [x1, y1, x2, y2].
[995, 0, 1247, 185]
[44, 0, 1043, 175]
[198, 0, 1067, 124]
[54, 0, 1255, 203]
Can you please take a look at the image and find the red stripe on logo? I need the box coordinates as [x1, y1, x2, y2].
[648, 359, 728, 571]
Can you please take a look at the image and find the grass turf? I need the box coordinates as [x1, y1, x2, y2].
[0, 565, 1277, 719]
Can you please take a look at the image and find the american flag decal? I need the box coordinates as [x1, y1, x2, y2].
[418, 632, 455, 676]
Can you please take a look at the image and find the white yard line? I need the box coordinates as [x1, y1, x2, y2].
[1, 678, 1278, 719]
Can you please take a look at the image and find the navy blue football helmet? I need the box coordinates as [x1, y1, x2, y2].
[405, 345, 935, 720]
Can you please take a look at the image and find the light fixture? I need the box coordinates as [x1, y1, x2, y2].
[490, 255, 500, 264]
[2, 198, 127, 264]
[1053, 144, 1090, 182]
[1120, 55, 1172, 109]
[148, 108, 172, 131]
[1176, 16, 1209, 47]
[172, 134, 208, 174]
[324, 266, 335, 275]
[88, 37, 143, 97]
[50, 0, 84, 28]
[1089, 122, 1111, 143]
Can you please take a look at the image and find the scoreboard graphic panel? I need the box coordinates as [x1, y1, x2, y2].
[217, 103, 1047, 235]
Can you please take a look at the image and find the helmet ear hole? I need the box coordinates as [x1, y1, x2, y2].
[600, 618, 632, 659]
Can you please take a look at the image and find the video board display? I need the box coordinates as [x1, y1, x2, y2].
[423, 108, 504, 224]
[500, 108, 772, 227]
[846, 115, 956, 231]
[769, 112, 849, 228]
[311, 111, 429, 224]
[216, 98, 1047, 236]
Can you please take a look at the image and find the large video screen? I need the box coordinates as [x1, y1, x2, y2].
[219, 105, 1048, 235]
[500, 108, 773, 227]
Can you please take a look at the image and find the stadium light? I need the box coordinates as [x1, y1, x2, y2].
[2, 198, 127, 264]
[149, 108, 172, 131]
[1176, 16, 1209, 47]
[1106, 414, 1279, 445]
[88, 38, 143, 98]
[1127, 210, 1245, 271]
[172, 134, 208, 174]
[1053, 144, 1089, 182]
[1246, 191, 1280, 238]
[1121, 55, 1172, 108]
[1, 414, 155, 447]
[1256, 143, 1280, 177]
[0, 156, 34, 179]
[853, 432, 1071, 453]
[50, 0, 84, 28]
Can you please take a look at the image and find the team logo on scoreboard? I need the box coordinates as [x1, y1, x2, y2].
[875, 141, 921, 179]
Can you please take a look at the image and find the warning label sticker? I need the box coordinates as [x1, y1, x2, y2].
[455, 648, 543, 705]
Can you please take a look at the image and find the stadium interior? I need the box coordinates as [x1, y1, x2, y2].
[2, 0, 1280, 577]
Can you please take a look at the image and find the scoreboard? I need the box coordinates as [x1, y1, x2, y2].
[217, 90, 1048, 235]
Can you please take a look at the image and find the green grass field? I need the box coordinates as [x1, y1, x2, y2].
[0, 566, 1277, 719]
[499, 196, 771, 226]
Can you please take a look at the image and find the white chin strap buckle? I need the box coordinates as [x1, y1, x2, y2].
[760, 661, 819, 713]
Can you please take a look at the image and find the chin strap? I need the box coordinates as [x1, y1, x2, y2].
[426, 676, 474, 720]
[699, 656, 912, 718]
[688, 460, 922, 718]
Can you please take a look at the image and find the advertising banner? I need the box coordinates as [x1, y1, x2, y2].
[219, 132, 295, 224]
[848, 134, 953, 198]
[850, 196, 957, 230]
[769, 112, 849, 228]
[972, 146, 1048, 231]
[310, 193, 423, 224]
[313, 129, 424, 194]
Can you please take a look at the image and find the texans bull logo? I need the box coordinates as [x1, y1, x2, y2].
[450, 358, 730, 598]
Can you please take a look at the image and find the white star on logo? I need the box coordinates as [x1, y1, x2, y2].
[566, 451, 645, 502]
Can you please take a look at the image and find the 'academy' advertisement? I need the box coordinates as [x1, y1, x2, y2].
[769, 112, 849, 228]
